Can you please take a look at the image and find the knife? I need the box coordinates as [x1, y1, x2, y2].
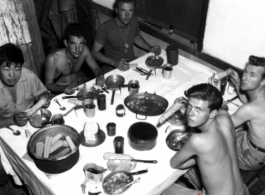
[146, 69, 153, 80]
[111, 159, 157, 164]
[62, 95, 83, 99]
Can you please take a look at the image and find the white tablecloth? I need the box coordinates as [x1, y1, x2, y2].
[0, 50, 241, 195]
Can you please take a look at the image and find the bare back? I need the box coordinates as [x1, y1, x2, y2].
[246, 98, 265, 147]
[232, 96, 265, 148]
[196, 110, 243, 195]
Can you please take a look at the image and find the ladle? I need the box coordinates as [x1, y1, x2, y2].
[7, 126, 21, 136]
[54, 99, 66, 110]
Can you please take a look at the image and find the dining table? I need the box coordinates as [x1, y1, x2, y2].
[0, 50, 242, 195]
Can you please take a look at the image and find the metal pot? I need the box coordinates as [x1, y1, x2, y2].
[27, 125, 80, 174]
[127, 122, 158, 151]
[105, 75, 125, 105]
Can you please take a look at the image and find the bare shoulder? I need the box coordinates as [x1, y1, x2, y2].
[46, 49, 65, 68]
[216, 110, 232, 125]
[188, 133, 211, 153]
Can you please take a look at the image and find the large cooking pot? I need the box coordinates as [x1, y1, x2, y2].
[128, 122, 158, 151]
[28, 125, 80, 174]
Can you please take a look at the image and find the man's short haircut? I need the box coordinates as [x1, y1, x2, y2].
[115, 0, 136, 8]
[64, 23, 85, 41]
[0, 43, 24, 66]
[185, 83, 223, 111]
[248, 55, 265, 79]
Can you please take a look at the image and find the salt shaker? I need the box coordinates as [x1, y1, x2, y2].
[113, 136, 124, 154]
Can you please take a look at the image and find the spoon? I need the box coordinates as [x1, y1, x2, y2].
[54, 99, 66, 110]
[7, 126, 21, 136]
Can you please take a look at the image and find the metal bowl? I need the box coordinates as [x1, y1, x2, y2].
[28, 125, 80, 174]
[166, 130, 192, 151]
[105, 75, 125, 90]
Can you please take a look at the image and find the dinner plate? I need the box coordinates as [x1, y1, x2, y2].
[79, 129, 106, 147]
[145, 55, 164, 69]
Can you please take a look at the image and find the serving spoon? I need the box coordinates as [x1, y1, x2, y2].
[7, 126, 21, 136]
[54, 99, 66, 110]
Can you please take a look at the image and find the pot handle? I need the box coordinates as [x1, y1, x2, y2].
[131, 159, 158, 164]
[129, 169, 148, 176]
[111, 90, 116, 105]
[136, 113, 147, 120]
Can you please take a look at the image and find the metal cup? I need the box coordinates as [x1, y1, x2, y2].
[106, 122, 116, 136]
[128, 80, 140, 95]
[84, 104, 96, 118]
[83, 163, 104, 184]
[51, 114, 65, 125]
[162, 64, 173, 79]
[84, 99, 96, 118]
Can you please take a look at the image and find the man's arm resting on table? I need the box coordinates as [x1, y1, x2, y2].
[231, 104, 253, 128]
[170, 135, 198, 170]
[0, 117, 15, 128]
[91, 41, 117, 68]
[44, 55, 66, 93]
[134, 34, 151, 52]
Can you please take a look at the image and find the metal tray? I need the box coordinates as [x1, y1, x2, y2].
[124, 92, 168, 118]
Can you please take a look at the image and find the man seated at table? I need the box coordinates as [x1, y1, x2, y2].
[45, 23, 103, 94]
[162, 83, 248, 195]
[226, 55, 265, 170]
[91, 0, 161, 74]
[0, 43, 50, 194]
[0, 43, 50, 128]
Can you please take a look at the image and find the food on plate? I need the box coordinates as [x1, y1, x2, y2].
[103, 172, 133, 194]
[126, 95, 166, 113]
[145, 56, 164, 68]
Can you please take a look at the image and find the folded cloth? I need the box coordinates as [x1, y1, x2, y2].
[0, 147, 22, 185]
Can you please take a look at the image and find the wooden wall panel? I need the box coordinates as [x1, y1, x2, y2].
[0, 0, 45, 79]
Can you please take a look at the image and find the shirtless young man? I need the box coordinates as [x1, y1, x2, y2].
[227, 55, 265, 170]
[45, 23, 103, 94]
[162, 84, 247, 195]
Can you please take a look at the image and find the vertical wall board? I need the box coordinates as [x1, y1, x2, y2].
[20, 0, 45, 79]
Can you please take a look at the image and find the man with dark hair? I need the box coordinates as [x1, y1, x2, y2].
[0, 43, 50, 195]
[92, 0, 161, 73]
[226, 55, 265, 170]
[45, 23, 103, 94]
[162, 83, 247, 195]
[0, 43, 50, 128]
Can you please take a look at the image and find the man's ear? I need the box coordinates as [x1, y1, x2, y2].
[209, 110, 217, 119]
[260, 78, 265, 86]
[63, 39, 68, 47]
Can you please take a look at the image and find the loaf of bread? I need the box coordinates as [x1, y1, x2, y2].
[103, 152, 132, 160]
[36, 142, 44, 158]
[43, 136, 53, 158]
[65, 136, 75, 150]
